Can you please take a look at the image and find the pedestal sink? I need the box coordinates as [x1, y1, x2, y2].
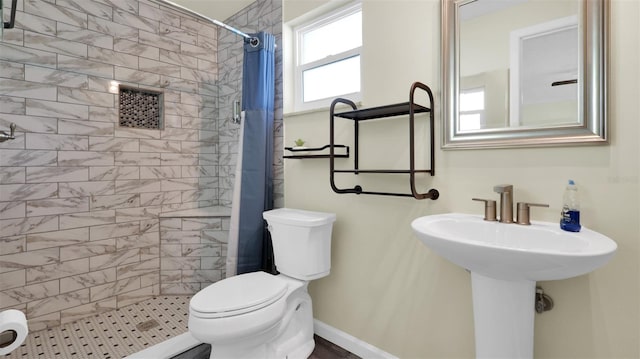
[411, 213, 617, 359]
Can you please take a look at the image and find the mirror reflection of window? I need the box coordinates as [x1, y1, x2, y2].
[459, 88, 485, 131]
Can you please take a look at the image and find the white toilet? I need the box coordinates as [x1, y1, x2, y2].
[188, 208, 336, 359]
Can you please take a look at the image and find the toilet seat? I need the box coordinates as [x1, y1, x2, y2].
[190, 271, 288, 319]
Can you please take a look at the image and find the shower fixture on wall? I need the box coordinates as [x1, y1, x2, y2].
[0, 123, 16, 143]
[151, 0, 260, 47]
[232, 100, 242, 124]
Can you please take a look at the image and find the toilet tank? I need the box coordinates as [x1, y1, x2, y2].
[263, 208, 336, 280]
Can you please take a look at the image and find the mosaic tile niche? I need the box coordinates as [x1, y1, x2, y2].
[0, 0, 283, 330]
[119, 87, 163, 130]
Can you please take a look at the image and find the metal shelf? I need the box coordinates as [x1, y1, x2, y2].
[283, 144, 349, 159]
[329, 81, 438, 200]
[333, 169, 432, 174]
[334, 102, 430, 121]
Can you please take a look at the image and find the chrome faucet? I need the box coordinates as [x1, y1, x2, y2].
[0, 123, 16, 143]
[493, 184, 513, 223]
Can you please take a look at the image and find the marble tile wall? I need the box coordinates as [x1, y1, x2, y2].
[0, 0, 283, 327]
[0, 0, 228, 330]
[158, 0, 283, 295]
[159, 212, 229, 294]
[217, 0, 284, 208]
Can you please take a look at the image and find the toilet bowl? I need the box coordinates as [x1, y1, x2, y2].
[188, 208, 336, 359]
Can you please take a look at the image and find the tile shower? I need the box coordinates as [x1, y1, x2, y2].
[0, 0, 283, 335]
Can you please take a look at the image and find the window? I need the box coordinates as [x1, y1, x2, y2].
[294, 3, 362, 111]
[459, 88, 485, 131]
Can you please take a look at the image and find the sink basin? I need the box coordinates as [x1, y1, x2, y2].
[411, 213, 617, 358]
[411, 213, 617, 281]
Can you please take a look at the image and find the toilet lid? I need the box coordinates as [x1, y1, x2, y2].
[190, 271, 288, 317]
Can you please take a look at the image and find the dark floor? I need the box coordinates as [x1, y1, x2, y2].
[171, 335, 360, 359]
[309, 335, 361, 359]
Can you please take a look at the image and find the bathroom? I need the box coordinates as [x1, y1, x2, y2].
[0, 0, 638, 358]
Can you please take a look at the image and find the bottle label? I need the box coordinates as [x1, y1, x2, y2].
[560, 207, 581, 232]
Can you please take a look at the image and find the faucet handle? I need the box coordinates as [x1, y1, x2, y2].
[516, 202, 549, 225]
[493, 184, 513, 193]
[472, 198, 497, 222]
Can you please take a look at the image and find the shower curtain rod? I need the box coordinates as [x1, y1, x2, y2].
[150, 0, 260, 46]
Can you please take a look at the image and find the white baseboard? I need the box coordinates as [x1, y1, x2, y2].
[313, 319, 398, 359]
[126, 319, 397, 359]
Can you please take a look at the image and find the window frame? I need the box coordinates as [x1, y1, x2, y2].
[293, 2, 362, 112]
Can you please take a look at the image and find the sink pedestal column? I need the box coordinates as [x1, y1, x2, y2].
[471, 273, 536, 359]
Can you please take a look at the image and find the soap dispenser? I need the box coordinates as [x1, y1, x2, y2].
[560, 180, 581, 232]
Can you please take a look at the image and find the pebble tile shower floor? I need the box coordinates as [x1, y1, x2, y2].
[6, 296, 190, 359]
[6, 296, 361, 359]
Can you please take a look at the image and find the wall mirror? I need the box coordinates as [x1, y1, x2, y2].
[442, 0, 608, 149]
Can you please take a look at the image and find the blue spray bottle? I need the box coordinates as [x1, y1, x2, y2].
[560, 180, 581, 232]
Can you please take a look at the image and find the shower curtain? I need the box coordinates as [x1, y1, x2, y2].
[226, 32, 276, 277]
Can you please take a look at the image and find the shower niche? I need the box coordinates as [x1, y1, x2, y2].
[329, 81, 438, 200]
[118, 86, 164, 130]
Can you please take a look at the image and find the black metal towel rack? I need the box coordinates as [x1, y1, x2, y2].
[329, 81, 439, 200]
[283, 144, 349, 159]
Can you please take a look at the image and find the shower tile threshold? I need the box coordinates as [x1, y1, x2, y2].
[7, 295, 359, 359]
